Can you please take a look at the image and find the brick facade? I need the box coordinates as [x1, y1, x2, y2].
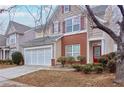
[61, 32, 87, 57]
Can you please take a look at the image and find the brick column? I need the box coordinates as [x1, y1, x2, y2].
[51, 59, 56, 66]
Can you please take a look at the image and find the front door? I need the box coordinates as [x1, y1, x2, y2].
[93, 46, 101, 63]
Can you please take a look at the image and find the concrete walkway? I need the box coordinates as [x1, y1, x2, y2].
[0, 65, 48, 87]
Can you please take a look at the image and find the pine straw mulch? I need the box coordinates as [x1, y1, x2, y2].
[12, 70, 124, 87]
[0, 64, 16, 69]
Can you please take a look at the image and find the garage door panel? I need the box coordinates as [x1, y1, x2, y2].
[44, 48, 52, 65]
[25, 50, 31, 65]
[31, 50, 37, 65]
[37, 49, 44, 65]
[24, 46, 52, 66]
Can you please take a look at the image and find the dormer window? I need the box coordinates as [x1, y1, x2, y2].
[64, 5, 70, 13]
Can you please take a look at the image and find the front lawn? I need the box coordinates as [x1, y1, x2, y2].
[0, 64, 16, 69]
[12, 70, 123, 87]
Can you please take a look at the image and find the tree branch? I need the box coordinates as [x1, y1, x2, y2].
[0, 6, 16, 13]
[117, 5, 124, 18]
[85, 5, 120, 43]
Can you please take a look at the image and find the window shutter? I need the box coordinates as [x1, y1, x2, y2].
[62, 6, 64, 13]
[58, 22, 60, 32]
[80, 16, 84, 30]
[63, 21, 65, 33]
[52, 23, 54, 33]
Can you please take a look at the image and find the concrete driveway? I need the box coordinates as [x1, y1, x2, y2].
[0, 65, 46, 82]
[0, 65, 48, 87]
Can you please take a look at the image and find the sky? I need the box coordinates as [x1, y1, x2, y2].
[0, 5, 56, 35]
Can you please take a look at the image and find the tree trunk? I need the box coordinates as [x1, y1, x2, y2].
[115, 44, 124, 83]
[115, 21, 124, 83]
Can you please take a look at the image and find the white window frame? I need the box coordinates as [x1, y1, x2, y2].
[64, 5, 70, 13]
[65, 44, 80, 57]
[9, 34, 16, 44]
[65, 15, 81, 33]
[53, 21, 59, 34]
[65, 18, 73, 33]
[73, 16, 80, 32]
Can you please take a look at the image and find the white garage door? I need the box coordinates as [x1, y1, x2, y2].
[24, 47, 52, 66]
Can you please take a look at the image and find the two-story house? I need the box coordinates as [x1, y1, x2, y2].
[1, 5, 117, 66]
[21, 5, 117, 66]
[4, 21, 36, 59]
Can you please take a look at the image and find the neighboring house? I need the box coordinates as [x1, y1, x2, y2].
[0, 21, 36, 59]
[22, 5, 117, 66]
[0, 34, 9, 59]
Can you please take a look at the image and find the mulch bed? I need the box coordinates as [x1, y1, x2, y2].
[12, 70, 124, 87]
[0, 64, 16, 69]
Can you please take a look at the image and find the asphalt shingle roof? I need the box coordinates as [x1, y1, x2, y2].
[21, 35, 62, 47]
[6, 21, 31, 35]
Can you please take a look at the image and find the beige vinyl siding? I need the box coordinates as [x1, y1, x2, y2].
[48, 6, 86, 34]
[55, 39, 61, 60]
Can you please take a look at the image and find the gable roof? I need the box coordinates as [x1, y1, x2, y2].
[31, 25, 44, 33]
[5, 21, 31, 35]
[21, 35, 62, 47]
[48, 5, 108, 24]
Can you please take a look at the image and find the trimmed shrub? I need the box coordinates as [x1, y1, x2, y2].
[83, 64, 93, 74]
[107, 59, 116, 73]
[57, 56, 67, 67]
[7, 60, 14, 65]
[11, 51, 24, 65]
[107, 52, 116, 60]
[98, 56, 107, 68]
[92, 63, 103, 71]
[94, 66, 104, 74]
[93, 63, 103, 67]
[66, 56, 75, 65]
[72, 64, 84, 72]
[0, 60, 14, 65]
[77, 56, 86, 63]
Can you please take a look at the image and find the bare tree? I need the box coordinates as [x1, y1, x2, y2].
[85, 5, 124, 83]
[0, 6, 17, 34]
[25, 5, 54, 37]
[0, 5, 54, 36]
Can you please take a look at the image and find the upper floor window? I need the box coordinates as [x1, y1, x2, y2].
[64, 5, 70, 13]
[65, 19, 72, 33]
[65, 16, 80, 33]
[73, 16, 80, 31]
[53, 22, 59, 33]
[65, 44, 80, 57]
[9, 34, 16, 44]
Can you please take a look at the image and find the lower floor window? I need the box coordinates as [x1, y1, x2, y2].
[65, 44, 80, 57]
